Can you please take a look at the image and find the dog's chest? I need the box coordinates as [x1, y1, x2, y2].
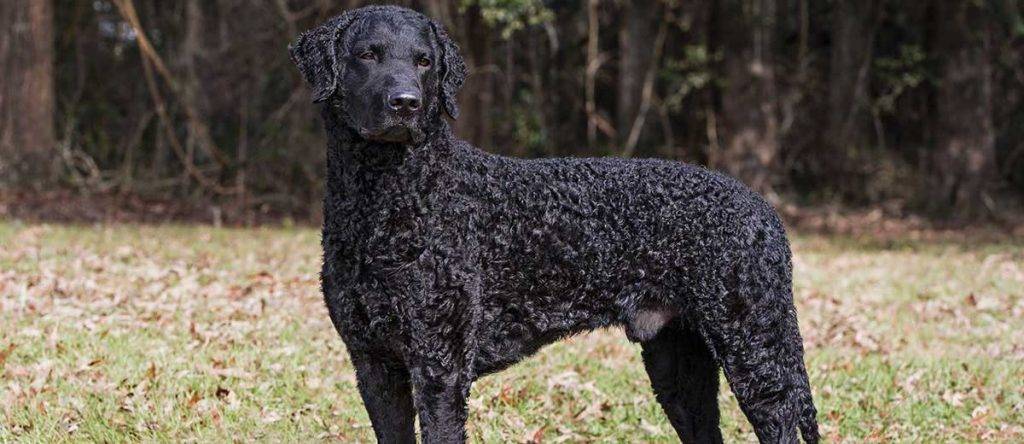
[320, 179, 427, 330]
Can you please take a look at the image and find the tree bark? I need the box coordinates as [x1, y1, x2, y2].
[931, 0, 996, 215]
[828, 0, 881, 152]
[714, 0, 780, 196]
[0, 0, 55, 187]
[617, 0, 658, 144]
[451, 7, 494, 150]
[585, 0, 600, 147]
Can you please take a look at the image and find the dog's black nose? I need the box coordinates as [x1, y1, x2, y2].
[387, 92, 422, 114]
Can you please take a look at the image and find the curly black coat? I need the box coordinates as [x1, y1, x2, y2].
[291, 6, 819, 444]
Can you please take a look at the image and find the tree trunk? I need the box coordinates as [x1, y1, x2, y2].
[585, 0, 600, 148]
[0, 0, 55, 187]
[828, 0, 881, 152]
[931, 0, 996, 215]
[714, 0, 780, 196]
[617, 0, 658, 144]
[453, 7, 494, 150]
[824, 0, 883, 200]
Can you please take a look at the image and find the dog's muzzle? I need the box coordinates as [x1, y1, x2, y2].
[364, 124, 424, 144]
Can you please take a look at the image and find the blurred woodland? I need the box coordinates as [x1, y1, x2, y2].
[2, 0, 1023, 223]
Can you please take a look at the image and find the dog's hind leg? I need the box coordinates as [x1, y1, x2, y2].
[641, 321, 724, 444]
[350, 351, 417, 444]
[703, 286, 818, 444]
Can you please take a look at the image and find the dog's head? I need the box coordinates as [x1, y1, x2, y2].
[289, 6, 466, 145]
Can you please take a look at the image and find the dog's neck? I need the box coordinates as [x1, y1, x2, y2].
[324, 123, 454, 173]
[322, 106, 453, 165]
[321, 108, 456, 229]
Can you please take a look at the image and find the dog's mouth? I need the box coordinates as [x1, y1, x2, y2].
[362, 124, 424, 145]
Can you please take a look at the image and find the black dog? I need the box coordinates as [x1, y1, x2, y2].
[290, 6, 819, 443]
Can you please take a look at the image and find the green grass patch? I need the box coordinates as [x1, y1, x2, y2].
[1, 223, 1022, 442]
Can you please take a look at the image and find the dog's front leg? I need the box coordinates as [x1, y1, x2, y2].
[409, 367, 472, 444]
[390, 245, 480, 443]
[350, 350, 417, 444]
[405, 283, 480, 443]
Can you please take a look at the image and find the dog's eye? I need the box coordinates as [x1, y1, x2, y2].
[358, 51, 376, 61]
[417, 57, 431, 67]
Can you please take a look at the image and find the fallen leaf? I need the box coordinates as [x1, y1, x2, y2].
[942, 390, 966, 407]
[525, 425, 545, 443]
[215, 386, 231, 399]
[261, 409, 283, 424]
[0, 343, 15, 369]
[639, 419, 662, 435]
[971, 405, 990, 427]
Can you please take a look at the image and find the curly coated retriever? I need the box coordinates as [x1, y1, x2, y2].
[290, 6, 819, 443]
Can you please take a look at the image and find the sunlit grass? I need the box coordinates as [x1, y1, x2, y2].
[1, 222, 1022, 442]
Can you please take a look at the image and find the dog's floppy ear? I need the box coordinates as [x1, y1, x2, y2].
[289, 12, 359, 103]
[429, 20, 467, 119]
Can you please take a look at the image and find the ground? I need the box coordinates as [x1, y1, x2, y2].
[1, 221, 1022, 442]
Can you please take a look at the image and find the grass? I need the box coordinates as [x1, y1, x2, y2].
[1, 221, 1022, 442]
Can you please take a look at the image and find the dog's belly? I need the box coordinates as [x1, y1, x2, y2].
[471, 286, 618, 376]
[470, 243, 695, 376]
[471, 282, 683, 377]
